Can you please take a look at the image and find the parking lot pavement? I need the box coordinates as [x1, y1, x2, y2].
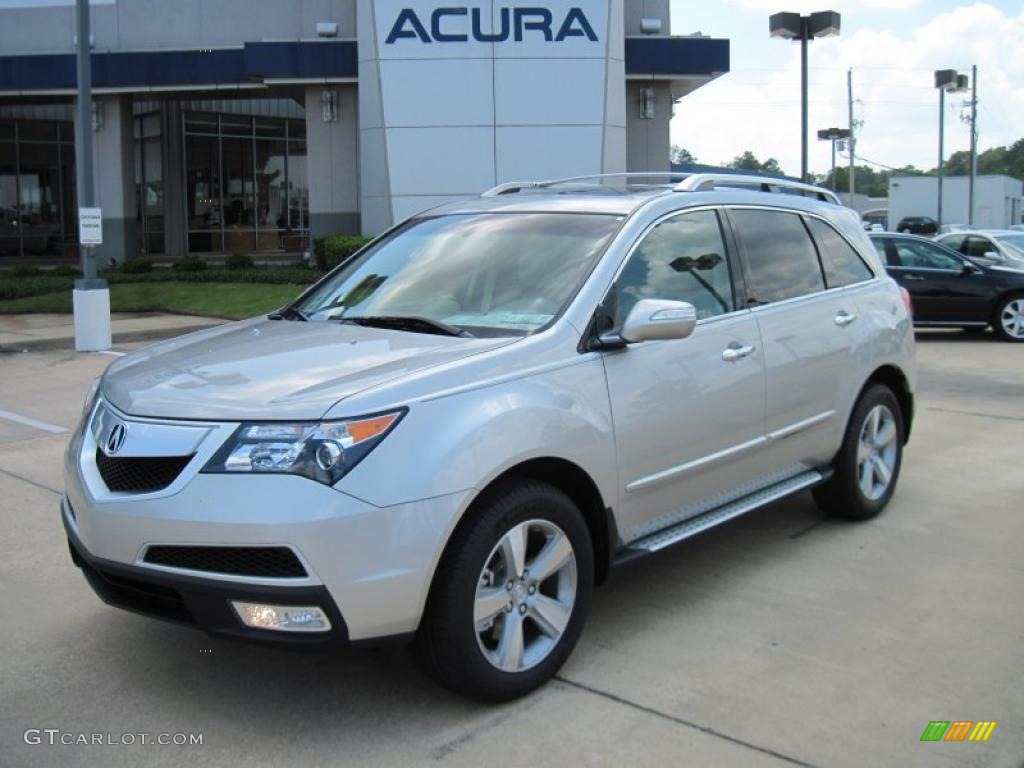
[1, 330, 1021, 768]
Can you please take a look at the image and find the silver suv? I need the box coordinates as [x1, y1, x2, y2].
[64, 174, 916, 701]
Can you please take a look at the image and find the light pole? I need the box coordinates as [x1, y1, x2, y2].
[817, 127, 851, 192]
[770, 11, 841, 183]
[934, 69, 968, 229]
[73, 0, 111, 351]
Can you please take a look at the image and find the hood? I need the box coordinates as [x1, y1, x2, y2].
[102, 318, 515, 421]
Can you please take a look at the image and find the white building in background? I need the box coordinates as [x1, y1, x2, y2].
[888, 175, 1024, 230]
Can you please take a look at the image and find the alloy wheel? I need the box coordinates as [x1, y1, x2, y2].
[999, 298, 1024, 339]
[857, 404, 898, 501]
[474, 519, 577, 673]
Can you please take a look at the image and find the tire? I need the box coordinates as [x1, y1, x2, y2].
[414, 478, 593, 701]
[813, 384, 904, 520]
[992, 294, 1024, 342]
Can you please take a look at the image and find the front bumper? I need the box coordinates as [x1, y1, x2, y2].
[64, 506, 350, 649]
[63, 400, 472, 643]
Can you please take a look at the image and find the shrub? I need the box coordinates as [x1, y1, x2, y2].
[48, 265, 82, 277]
[9, 265, 41, 277]
[0, 276, 74, 300]
[120, 258, 155, 274]
[172, 255, 208, 272]
[225, 253, 255, 271]
[314, 234, 373, 271]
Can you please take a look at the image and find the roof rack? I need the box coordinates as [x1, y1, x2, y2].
[480, 172, 842, 205]
[672, 173, 841, 204]
[480, 173, 688, 197]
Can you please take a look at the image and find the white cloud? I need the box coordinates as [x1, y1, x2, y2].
[726, 0, 920, 12]
[671, 3, 1024, 177]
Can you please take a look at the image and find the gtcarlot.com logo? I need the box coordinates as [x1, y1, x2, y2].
[920, 721, 996, 742]
[24, 729, 203, 747]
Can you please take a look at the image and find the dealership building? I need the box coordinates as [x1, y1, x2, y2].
[0, 0, 729, 263]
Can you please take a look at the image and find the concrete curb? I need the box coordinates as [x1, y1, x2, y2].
[0, 323, 220, 354]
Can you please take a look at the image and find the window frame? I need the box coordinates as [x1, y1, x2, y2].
[602, 206, 745, 330]
[804, 215, 877, 289]
[724, 205, 839, 308]
[888, 237, 967, 273]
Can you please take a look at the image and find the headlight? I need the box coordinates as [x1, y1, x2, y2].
[82, 377, 101, 418]
[202, 410, 405, 485]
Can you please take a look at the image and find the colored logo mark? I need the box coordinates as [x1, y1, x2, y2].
[920, 721, 996, 742]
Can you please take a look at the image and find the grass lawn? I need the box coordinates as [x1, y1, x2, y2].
[0, 282, 305, 320]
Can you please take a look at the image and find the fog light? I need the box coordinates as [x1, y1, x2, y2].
[232, 601, 331, 632]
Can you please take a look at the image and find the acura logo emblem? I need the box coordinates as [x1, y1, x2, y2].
[106, 422, 127, 455]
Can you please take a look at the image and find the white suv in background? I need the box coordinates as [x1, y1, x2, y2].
[64, 174, 915, 701]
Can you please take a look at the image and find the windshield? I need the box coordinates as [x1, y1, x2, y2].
[295, 213, 622, 336]
[995, 234, 1024, 259]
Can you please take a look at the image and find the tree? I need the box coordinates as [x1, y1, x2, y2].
[726, 151, 785, 177]
[670, 145, 698, 165]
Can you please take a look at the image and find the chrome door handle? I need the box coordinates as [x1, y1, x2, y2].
[903, 275, 925, 281]
[722, 344, 755, 362]
[835, 311, 858, 327]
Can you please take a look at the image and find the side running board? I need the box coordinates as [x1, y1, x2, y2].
[616, 469, 828, 561]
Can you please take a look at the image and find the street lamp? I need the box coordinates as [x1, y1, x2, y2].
[934, 69, 968, 229]
[770, 11, 841, 183]
[817, 127, 851, 192]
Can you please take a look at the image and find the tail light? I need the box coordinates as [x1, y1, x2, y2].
[899, 286, 913, 318]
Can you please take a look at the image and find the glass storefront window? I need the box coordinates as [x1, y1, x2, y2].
[185, 132, 222, 253]
[0, 118, 76, 261]
[183, 110, 309, 255]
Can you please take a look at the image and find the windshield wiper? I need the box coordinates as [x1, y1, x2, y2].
[268, 306, 308, 322]
[337, 315, 473, 338]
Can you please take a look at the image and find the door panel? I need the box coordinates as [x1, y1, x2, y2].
[753, 290, 866, 470]
[600, 208, 767, 541]
[603, 313, 766, 541]
[728, 208, 861, 470]
[888, 239, 989, 322]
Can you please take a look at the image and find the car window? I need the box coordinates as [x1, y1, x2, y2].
[808, 219, 875, 287]
[963, 236, 994, 259]
[614, 209, 734, 324]
[893, 240, 963, 270]
[730, 209, 825, 304]
[940, 234, 966, 253]
[296, 212, 621, 335]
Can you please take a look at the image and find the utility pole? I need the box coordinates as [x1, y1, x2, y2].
[968, 64, 978, 226]
[847, 68, 855, 206]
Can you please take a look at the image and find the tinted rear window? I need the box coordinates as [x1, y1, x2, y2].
[731, 210, 825, 304]
[808, 219, 875, 287]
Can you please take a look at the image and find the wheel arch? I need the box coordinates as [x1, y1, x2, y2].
[434, 457, 615, 595]
[862, 365, 914, 443]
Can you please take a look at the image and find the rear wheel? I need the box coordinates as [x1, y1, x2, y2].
[813, 384, 904, 520]
[993, 294, 1024, 342]
[414, 479, 593, 701]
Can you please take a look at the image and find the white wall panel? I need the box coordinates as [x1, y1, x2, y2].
[495, 126, 603, 182]
[494, 59, 605, 126]
[380, 59, 494, 127]
[386, 127, 495, 195]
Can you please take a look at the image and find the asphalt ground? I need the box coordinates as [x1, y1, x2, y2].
[1, 329, 1021, 767]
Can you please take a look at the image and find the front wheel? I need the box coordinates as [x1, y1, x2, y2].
[993, 294, 1024, 342]
[414, 479, 593, 701]
[813, 384, 904, 520]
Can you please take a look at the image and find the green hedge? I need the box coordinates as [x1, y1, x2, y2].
[0, 266, 322, 301]
[314, 234, 373, 271]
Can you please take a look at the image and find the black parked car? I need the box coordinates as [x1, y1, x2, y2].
[870, 232, 1024, 342]
[895, 216, 938, 236]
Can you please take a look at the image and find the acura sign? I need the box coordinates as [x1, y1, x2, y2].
[385, 6, 599, 44]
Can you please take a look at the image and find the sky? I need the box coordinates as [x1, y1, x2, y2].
[668, 0, 1024, 177]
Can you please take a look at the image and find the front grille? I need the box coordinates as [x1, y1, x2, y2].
[95, 449, 192, 493]
[143, 545, 308, 578]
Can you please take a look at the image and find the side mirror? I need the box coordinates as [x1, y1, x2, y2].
[618, 299, 698, 344]
[960, 261, 981, 275]
[983, 250, 1005, 262]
